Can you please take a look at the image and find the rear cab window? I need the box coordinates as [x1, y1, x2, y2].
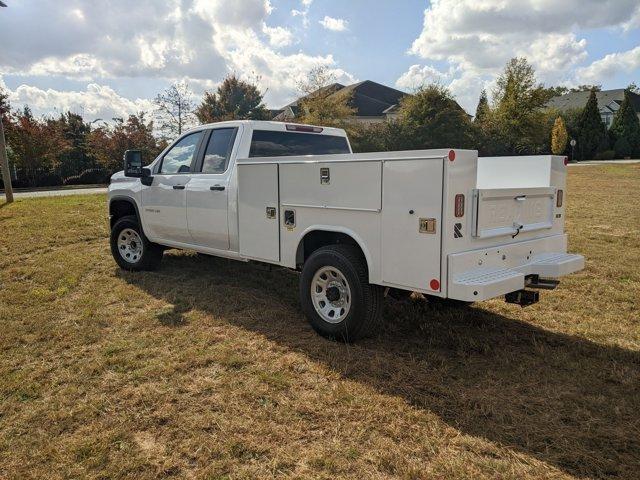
[249, 130, 350, 158]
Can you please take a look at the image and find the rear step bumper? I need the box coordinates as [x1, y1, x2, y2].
[447, 235, 584, 302]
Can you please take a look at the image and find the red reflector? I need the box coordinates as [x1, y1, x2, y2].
[564, 156, 568, 166]
[454, 194, 465, 217]
[285, 124, 323, 133]
[557, 189, 563, 207]
[430, 279, 440, 291]
[448, 150, 456, 161]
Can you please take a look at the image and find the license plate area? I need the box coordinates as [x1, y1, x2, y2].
[472, 187, 555, 239]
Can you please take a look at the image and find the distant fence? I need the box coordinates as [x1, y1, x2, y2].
[0, 164, 112, 189]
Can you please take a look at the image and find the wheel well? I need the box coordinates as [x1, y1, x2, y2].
[109, 198, 138, 229]
[296, 230, 366, 268]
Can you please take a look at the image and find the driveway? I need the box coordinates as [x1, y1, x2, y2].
[1, 186, 107, 200]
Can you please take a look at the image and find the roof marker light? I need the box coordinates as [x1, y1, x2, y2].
[286, 124, 323, 133]
[430, 279, 440, 291]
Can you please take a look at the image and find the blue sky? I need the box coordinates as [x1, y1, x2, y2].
[1, 0, 639, 120]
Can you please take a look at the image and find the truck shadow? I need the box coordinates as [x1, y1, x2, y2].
[121, 253, 640, 479]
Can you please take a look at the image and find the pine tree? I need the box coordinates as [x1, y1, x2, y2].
[551, 116, 568, 155]
[474, 89, 489, 123]
[576, 90, 605, 160]
[610, 89, 640, 158]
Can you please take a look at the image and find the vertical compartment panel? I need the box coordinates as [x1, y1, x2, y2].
[382, 159, 443, 291]
[238, 163, 280, 262]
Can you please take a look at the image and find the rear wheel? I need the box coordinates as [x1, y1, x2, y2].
[110, 215, 163, 271]
[299, 245, 382, 342]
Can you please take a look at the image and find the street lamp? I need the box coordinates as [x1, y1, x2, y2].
[570, 138, 576, 163]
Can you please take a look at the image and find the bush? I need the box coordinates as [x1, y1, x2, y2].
[64, 169, 109, 186]
[593, 150, 615, 160]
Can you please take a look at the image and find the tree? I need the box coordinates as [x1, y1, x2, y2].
[576, 90, 605, 160]
[52, 112, 92, 177]
[154, 82, 195, 138]
[486, 57, 549, 154]
[610, 89, 640, 158]
[627, 82, 640, 94]
[295, 66, 355, 126]
[474, 89, 489, 124]
[399, 84, 474, 150]
[551, 116, 568, 154]
[541, 85, 570, 101]
[195, 75, 269, 123]
[6, 107, 70, 184]
[89, 113, 163, 173]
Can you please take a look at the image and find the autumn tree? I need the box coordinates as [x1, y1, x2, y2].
[154, 82, 195, 138]
[551, 116, 569, 154]
[7, 107, 70, 185]
[51, 112, 92, 177]
[610, 89, 640, 158]
[89, 113, 163, 173]
[295, 66, 355, 126]
[195, 75, 269, 123]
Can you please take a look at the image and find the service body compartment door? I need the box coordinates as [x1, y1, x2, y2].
[237, 163, 280, 262]
[382, 159, 443, 291]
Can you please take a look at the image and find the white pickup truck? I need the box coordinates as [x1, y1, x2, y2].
[108, 120, 584, 341]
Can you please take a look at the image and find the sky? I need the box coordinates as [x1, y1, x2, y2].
[0, 0, 639, 122]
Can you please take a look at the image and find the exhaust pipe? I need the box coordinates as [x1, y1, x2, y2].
[505, 289, 539, 307]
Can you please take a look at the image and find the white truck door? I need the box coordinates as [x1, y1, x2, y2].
[382, 159, 443, 292]
[142, 131, 204, 244]
[186, 128, 239, 250]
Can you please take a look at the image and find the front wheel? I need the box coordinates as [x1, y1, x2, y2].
[299, 245, 382, 342]
[110, 215, 163, 271]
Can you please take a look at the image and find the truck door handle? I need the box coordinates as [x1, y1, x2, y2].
[172, 185, 185, 190]
[210, 185, 225, 191]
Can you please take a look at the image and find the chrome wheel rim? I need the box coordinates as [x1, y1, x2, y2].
[117, 228, 143, 264]
[311, 266, 352, 324]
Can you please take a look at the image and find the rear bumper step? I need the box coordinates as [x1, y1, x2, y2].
[449, 248, 584, 302]
[505, 289, 539, 307]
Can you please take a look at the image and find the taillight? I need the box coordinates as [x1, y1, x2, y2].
[556, 189, 563, 207]
[564, 156, 568, 166]
[286, 124, 323, 133]
[455, 194, 465, 217]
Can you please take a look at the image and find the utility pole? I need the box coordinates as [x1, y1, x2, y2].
[0, 118, 13, 203]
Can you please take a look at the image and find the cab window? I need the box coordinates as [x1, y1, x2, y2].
[201, 128, 237, 174]
[249, 130, 350, 157]
[159, 131, 203, 174]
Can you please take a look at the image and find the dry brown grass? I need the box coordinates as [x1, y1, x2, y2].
[0, 164, 639, 479]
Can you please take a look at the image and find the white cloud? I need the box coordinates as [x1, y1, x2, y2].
[395, 65, 448, 91]
[291, 0, 313, 28]
[319, 16, 348, 32]
[577, 46, 640, 84]
[0, 0, 355, 116]
[6, 81, 154, 121]
[402, 0, 640, 113]
[262, 24, 294, 48]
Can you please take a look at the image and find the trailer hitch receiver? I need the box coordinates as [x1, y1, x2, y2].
[505, 289, 539, 307]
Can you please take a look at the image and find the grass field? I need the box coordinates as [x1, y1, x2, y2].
[1, 164, 639, 479]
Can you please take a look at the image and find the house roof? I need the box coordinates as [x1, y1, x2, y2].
[276, 80, 408, 118]
[546, 89, 640, 113]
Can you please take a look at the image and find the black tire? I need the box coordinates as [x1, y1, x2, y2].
[110, 215, 163, 271]
[299, 245, 383, 342]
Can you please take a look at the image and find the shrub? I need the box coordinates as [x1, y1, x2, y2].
[593, 150, 615, 160]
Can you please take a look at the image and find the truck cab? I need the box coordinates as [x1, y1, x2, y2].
[109, 120, 584, 342]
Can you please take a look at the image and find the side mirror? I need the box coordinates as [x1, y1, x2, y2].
[123, 150, 143, 177]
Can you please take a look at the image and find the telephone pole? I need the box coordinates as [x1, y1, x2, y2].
[0, 118, 13, 203]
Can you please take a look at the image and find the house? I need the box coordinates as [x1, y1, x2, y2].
[272, 80, 408, 124]
[546, 89, 640, 129]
